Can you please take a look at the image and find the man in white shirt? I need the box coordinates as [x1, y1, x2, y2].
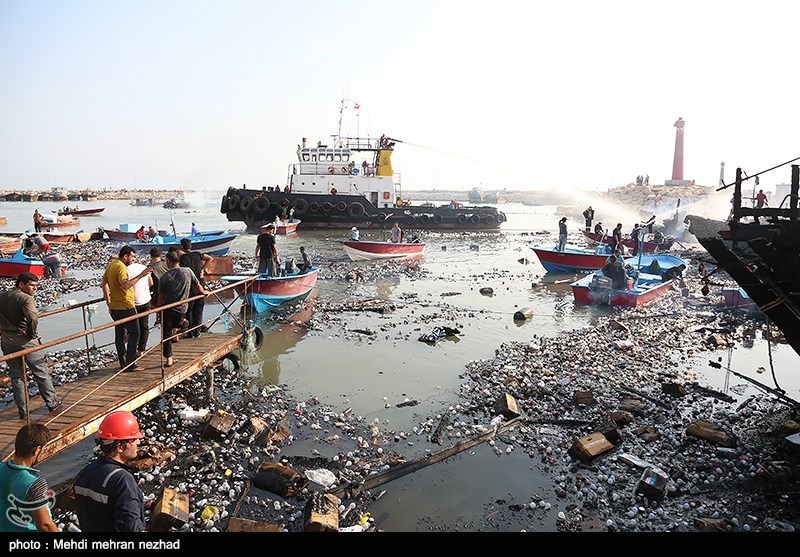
[126, 257, 154, 357]
[349, 227, 360, 241]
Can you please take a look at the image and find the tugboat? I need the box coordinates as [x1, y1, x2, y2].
[220, 132, 507, 232]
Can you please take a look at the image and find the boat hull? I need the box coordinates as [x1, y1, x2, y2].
[56, 208, 104, 216]
[531, 246, 612, 273]
[130, 234, 237, 256]
[221, 188, 507, 232]
[342, 240, 425, 261]
[581, 230, 672, 253]
[221, 268, 319, 313]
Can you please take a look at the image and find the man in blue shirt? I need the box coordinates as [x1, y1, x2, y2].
[190, 222, 199, 235]
[0, 424, 58, 532]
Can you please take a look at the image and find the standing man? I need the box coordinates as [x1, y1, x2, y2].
[755, 189, 768, 209]
[146, 226, 158, 242]
[32, 210, 43, 234]
[255, 224, 279, 276]
[102, 246, 152, 372]
[148, 247, 168, 308]
[179, 238, 212, 338]
[582, 206, 594, 232]
[610, 223, 623, 253]
[297, 246, 312, 274]
[631, 223, 642, 256]
[126, 255, 153, 357]
[557, 217, 567, 252]
[362, 159, 368, 176]
[0, 273, 61, 418]
[390, 222, 403, 243]
[159, 250, 206, 366]
[73, 411, 146, 532]
[0, 424, 58, 532]
[349, 226, 360, 241]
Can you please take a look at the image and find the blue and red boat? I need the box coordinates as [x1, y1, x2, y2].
[531, 245, 617, 273]
[220, 267, 319, 313]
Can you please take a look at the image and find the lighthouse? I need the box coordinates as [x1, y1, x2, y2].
[665, 117, 692, 186]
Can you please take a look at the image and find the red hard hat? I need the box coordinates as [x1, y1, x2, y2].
[96, 411, 144, 441]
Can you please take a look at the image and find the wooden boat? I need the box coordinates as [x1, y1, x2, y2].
[42, 233, 76, 243]
[262, 220, 300, 235]
[220, 267, 319, 314]
[581, 230, 674, 253]
[342, 240, 425, 261]
[531, 245, 620, 273]
[0, 249, 64, 278]
[101, 227, 139, 241]
[129, 233, 237, 256]
[0, 236, 21, 253]
[56, 207, 105, 216]
[570, 254, 686, 307]
[40, 215, 80, 229]
[722, 287, 757, 310]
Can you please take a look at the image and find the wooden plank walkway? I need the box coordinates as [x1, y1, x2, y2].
[0, 332, 241, 463]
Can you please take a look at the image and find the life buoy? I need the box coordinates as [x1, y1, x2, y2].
[433, 214, 443, 224]
[293, 198, 309, 215]
[240, 196, 254, 212]
[279, 198, 290, 209]
[335, 201, 347, 212]
[253, 197, 269, 214]
[309, 202, 320, 213]
[221, 352, 240, 371]
[470, 214, 480, 224]
[347, 202, 365, 218]
[484, 214, 496, 225]
[243, 325, 264, 351]
[220, 196, 229, 213]
[457, 214, 467, 224]
[405, 215, 416, 225]
[228, 194, 241, 211]
[498, 213, 507, 223]
[328, 166, 335, 174]
[322, 201, 333, 212]
[419, 214, 431, 225]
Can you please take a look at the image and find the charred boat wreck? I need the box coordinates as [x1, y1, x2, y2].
[219, 136, 507, 232]
[693, 163, 800, 357]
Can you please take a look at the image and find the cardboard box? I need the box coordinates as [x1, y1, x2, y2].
[253, 462, 307, 498]
[568, 434, 614, 462]
[304, 493, 340, 532]
[636, 467, 668, 499]
[203, 409, 235, 438]
[226, 517, 283, 532]
[150, 487, 190, 530]
[493, 393, 520, 419]
[686, 419, 736, 447]
[573, 390, 595, 406]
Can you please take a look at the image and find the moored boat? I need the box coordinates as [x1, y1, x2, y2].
[570, 253, 686, 307]
[220, 103, 507, 232]
[0, 249, 63, 278]
[56, 207, 105, 216]
[220, 267, 319, 313]
[582, 230, 675, 253]
[129, 233, 237, 256]
[262, 220, 300, 235]
[342, 240, 425, 261]
[531, 245, 618, 273]
[40, 215, 80, 229]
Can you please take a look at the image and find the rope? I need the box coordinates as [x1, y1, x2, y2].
[765, 316, 783, 394]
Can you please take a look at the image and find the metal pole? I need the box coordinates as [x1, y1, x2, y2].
[21, 354, 29, 423]
[81, 307, 93, 374]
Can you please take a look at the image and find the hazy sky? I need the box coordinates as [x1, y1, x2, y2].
[1, 0, 798, 192]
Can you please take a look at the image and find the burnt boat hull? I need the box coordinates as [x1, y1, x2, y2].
[220, 188, 507, 232]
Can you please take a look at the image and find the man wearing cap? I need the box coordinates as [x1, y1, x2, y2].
[594, 222, 604, 235]
[255, 224, 279, 276]
[349, 226, 360, 241]
[73, 410, 146, 532]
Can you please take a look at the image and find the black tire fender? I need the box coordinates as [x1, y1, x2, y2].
[335, 201, 347, 212]
[457, 214, 467, 224]
[470, 214, 480, 224]
[222, 352, 240, 371]
[279, 198, 290, 209]
[240, 196, 254, 213]
[419, 214, 431, 225]
[293, 198, 309, 215]
[322, 201, 333, 212]
[405, 215, 416, 225]
[220, 196, 229, 213]
[347, 202, 365, 218]
[433, 214, 443, 224]
[309, 202, 320, 213]
[228, 194, 241, 211]
[253, 197, 270, 214]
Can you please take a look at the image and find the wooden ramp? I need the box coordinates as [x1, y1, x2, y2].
[0, 332, 241, 463]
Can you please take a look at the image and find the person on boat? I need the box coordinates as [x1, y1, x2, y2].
[646, 215, 656, 234]
[610, 223, 623, 253]
[32, 209, 43, 233]
[582, 206, 594, 232]
[41, 250, 62, 279]
[255, 224, 280, 276]
[631, 223, 642, 256]
[362, 160, 369, 176]
[0, 423, 58, 532]
[29, 233, 50, 257]
[594, 222, 604, 235]
[390, 222, 403, 244]
[607, 260, 628, 290]
[280, 207, 289, 221]
[190, 222, 199, 235]
[298, 246, 312, 273]
[653, 229, 665, 244]
[755, 189, 768, 209]
[74, 411, 147, 532]
[179, 238, 213, 339]
[135, 226, 145, 242]
[349, 226, 360, 241]
[330, 187, 338, 195]
[0, 272, 62, 419]
[146, 226, 158, 242]
[557, 217, 567, 252]
[661, 263, 687, 287]
[102, 246, 152, 372]
[159, 250, 206, 365]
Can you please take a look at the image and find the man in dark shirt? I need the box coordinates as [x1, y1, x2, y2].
[610, 223, 623, 253]
[148, 247, 168, 308]
[594, 222, 604, 235]
[179, 238, 212, 338]
[255, 225, 279, 276]
[159, 250, 206, 366]
[0, 273, 61, 418]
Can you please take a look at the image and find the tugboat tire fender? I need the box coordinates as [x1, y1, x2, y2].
[220, 196, 229, 213]
[419, 214, 431, 225]
[336, 201, 347, 212]
[228, 194, 241, 211]
[309, 202, 320, 213]
[347, 202, 365, 218]
[253, 197, 270, 214]
[433, 214, 443, 224]
[322, 201, 333, 212]
[457, 214, 467, 224]
[470, 214, 480, 224]
[293, 198, 309, 215]
[239, 196, 254, 213]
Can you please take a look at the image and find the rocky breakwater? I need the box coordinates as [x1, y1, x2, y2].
[600, 183, 716, 218]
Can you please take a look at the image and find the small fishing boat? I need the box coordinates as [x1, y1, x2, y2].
[129, 233, 237, 256]
[41, 215, 80, 229]
[570, 253, 686, 307]
[0, 249, 64, 278]
[342, 240, 425, 261]
[582, 230, 675, 254]
[531, 245, 618, 273]
[263, 220, 301, 235]
[56, 207, 105, 216]
[220, 267, 319, 314]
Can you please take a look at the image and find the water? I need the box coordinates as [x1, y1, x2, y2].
[7, 197, 798, 531]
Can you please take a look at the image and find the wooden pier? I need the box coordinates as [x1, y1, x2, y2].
[0, 332, 241, 462]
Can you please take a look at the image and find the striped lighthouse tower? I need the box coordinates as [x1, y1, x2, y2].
[666, 117, 691, 186]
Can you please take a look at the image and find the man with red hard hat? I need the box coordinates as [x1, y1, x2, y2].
[73, 410, 146, 532]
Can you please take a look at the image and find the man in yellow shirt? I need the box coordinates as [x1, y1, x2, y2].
[102, 246, 152, 372]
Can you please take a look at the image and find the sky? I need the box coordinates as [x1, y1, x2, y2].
[1, 0, 798, 192]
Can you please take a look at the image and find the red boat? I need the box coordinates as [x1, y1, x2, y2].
[262, 220, 301, 235]
[342, 240, 425, 261]
[530, 245, 619, 273]
[101, 227, 139, 241]
[56, 207, 105, 216]
[220, 268, 319, 313]
[0, 250, 65, 278]
[40, 215, 80, 229]
[581, 230, 674, 253]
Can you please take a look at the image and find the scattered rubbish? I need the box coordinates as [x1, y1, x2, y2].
[619, 398, 645, 416]
[339, 524, 365, 532]
[494, 393, 520, 419]
[513, 307, 534, 321]
[150, 487, 190, 531]
[661, 382, 686, 397]
[573, 390, 595, 405]
[418, 326, 460, 344]
[785, 432, 800, 446]
[568, 433, 614, 462]
[304, 492, 340, 532]
[479, 287, 494, 296]
[618, 453, 652, 469]
[178, 407, 210, 422]
[635, 467, 669, 499]
[200, 505, 219, 522]
[596, 418, 623, 445]
[305, 468, 337, 488]
[633, 425, 660, 443]
[396, 399, 419, 408]
[430, 413, 452, 445]
[202, 409, 235, 438]
[694, 517, 729, 532]
[610, 410, 634, 425]
[129, 440, 176, 471]
[686, 419, 736, 447]
[469, 244, 479, 251]
[609, 319, 629, 332]
[226, 517, 282, 532]
[613, 340, 635, 350]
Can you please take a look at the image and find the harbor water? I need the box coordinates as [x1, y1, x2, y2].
[2, 195, 798, 531]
